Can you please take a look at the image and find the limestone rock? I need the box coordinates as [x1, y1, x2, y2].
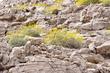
[27, 37, 43, 45]
[96, 41, 110, 56]
[82, 54, 104, 64]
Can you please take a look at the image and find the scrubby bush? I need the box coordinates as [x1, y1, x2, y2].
[7, 34, 27, 47]
[32, 3, 48, 7]
[44, 28, 84, 48]
[75, 0, 110, 6]
[19, 24, 43, 37]
[44, 4, 63, 14]
[100, 0, 110, 5]
[75, 0, 100, 6]
[7, 23, 44, 47]
[15, 3, 28, 10]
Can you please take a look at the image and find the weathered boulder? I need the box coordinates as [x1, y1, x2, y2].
[82, 54, 104, 64]
[26, 37, 43, 45]
[24, 41, 42, 55]
[9, 46, 26, 64]
[80, 4, 110, 31]
[96, 41, 110, 57]
[80, 18, 110, 30]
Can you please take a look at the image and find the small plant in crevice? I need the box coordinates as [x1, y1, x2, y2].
[44, 28, 84, 48]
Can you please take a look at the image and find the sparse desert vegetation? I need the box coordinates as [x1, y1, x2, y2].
[0, 0, 110, 73]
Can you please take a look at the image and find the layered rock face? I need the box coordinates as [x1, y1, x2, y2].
[0, 0, 110, 73]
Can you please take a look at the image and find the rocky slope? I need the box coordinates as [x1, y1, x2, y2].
[0, 0, 110, 73]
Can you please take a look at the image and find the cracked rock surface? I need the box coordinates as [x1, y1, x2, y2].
[0, 0, 110, 73]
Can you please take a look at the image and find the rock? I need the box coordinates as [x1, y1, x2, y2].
[80, 4, 110, 30]
[85, 69, 99, 73]
[78, 48, 91, 54]
[60, 5, 74, 14]
[10, 47, 24, 59]
[0, 14, 15, 21]
[24, 41, 42, 55]
[27, 37, 43, 45]
[86, 62, 97, 69]
[9, 56, 84, 73]
[80, 4, 110, 20]
[15, 13, 27, 22]
[97, 64, 110, 73]
[24, 41, 31, 55]
[80, 8, 92, 23]
[70, 52, 87, 70]
[62, 0, 73, 5]
[82, 54, 104, 64]
[96, 41, 110, 57]
[0, 63, 15, 71]
[45, 0, 54, 5]
[2, 54, 10, 65]
[0, 22, 8, 36]
[10, 22, 22, 26]
[9, 46, 26, 64]
[1, 1, 110, 73]
[81, 18, 110, 30]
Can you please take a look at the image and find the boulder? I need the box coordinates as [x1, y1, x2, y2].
[96, 41, 110, 56]
[80, 4, 110, 31]
[82, 54, 104, 64]
[27, 37, 43, 45]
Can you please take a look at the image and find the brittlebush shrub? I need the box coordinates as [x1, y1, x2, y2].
[44, 28, 84, 48]
[44, 4, 63, 14]
[32, 3, 48, 7]
[75, 0, 100, 6]
[19, 24, 43, 37]
[7, 23, 44, 47]
[75, 0, 110, 6]
[7, 34, 27, 47]
[15, 3, 28, 10]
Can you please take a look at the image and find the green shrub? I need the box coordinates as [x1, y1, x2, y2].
[44, 4, 63, 14]
[7, 23, 44, 47]
[19, 24, 43, 37]
[32, 3, 48, 7]
[7, 34, 27, 47]
[75, 0, 100, 6]
[15, 3, 28, 10]
[44, 28, 84, 48]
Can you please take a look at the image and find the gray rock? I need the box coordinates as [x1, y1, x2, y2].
[80, 4, 110, 31]
[82, 54, 104, 64]
[27, 37, 43, 45]
[85, 69, 99, 73]
[9, 46, 25, 63]
[96, 41, 110, 56]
